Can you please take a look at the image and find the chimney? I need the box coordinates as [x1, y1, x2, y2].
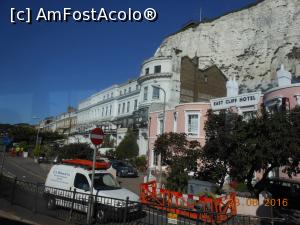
[277, 64, 292, 87]
[226, 75, 239, 97]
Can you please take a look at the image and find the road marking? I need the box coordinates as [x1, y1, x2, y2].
[5, 158, 45, 181]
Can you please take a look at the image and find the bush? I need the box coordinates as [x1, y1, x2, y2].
[58, 143, 93, 160]
[236, 182, 248, 192]
[116, 129, 139, 160]
[33, 145, 41, 157]
[130, 155, 147, 172]
[105, 149, 116, 160]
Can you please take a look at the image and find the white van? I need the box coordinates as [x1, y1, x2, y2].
[44, 161, 140, 222]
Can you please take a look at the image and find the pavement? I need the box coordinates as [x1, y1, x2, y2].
[0, 197, 64, 225]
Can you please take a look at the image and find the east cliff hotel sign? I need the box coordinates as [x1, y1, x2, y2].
[210, 92, 261, 110]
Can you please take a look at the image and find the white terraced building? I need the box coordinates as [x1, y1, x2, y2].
[75, 56, 183, 156]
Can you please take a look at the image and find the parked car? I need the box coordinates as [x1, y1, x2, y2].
[263, 178, 300, 210]
[37, 153, 48, 164]
[51, 155, 61, 164]
[111, 160, 138, 177]
[96, 158, 116, 178]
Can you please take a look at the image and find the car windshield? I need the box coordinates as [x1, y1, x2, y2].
[90, 173, 121, 190]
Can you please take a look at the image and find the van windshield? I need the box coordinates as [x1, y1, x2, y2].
[90, 173, 121, 190]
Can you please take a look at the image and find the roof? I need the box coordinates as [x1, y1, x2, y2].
[62, 159, 110, 170]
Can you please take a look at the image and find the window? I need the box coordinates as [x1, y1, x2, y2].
[74, 173, 90, 190]
[153, 151, 158, 166]
[295, 95, 300, 106]
[122, 103, 125, 113]
[109, 105, 112, 115]
[89, 173, 120, 190]
[102, 108, 104, 116]
[143, 86, 148, 101]
[118, 104, 121, 115]
[154, 65, 161, 73]
[136, 85, 139, 90]
[134, 99, 138, 110]
[129, 87, 131, 93]
[124, 89, 127, 94]
[120, 90, 122, 96]
[158, 118, 164, 135]
[145, 68, 149, 75]
[185, 112, 200, 137]
[111, 92, 113, 98]
[204, 75, 208, 83]
[152, 86, 160, 99]
[127, 101, 130, 112]
[173, 112, 178, 132]
[105, 106, 108, 116]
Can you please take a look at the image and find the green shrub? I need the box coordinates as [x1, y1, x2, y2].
[130, 155, 147, 172]
[33, 145, 41, 157]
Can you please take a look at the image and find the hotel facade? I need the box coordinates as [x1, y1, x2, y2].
[148, 65, 300, 181]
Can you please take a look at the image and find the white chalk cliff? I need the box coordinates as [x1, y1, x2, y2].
[154, 0, 300, 92]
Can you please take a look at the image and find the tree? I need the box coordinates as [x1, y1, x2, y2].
[8, 125, 36, 145]
[199, 110, 242, 189]
[201, 108, 300, 195]
[39, 131, 65, 144]
[58, 143, 93, 160]
[154, 132, 201, 192]
[115, 129, 139, 159]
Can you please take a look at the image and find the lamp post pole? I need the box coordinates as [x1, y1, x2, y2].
[32, 116, 41, 151]
[152, 85, 166, 187]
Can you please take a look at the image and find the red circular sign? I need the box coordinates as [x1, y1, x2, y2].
[90, 128, 104, 146]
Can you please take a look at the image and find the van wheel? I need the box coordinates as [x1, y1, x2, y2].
[95, 207, 106, 223]
[47, 197, 56, 210]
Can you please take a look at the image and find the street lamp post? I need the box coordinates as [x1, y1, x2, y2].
[151, 84, 166, 187]
[32, 116, 41, 153]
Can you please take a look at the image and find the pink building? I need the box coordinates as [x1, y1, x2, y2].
[264, 65, 300, 112]
[148, 65, 300, 183]
[148, 102, 211, 167]
[148, 77, 262, 167]
[263, 65, 300, 181]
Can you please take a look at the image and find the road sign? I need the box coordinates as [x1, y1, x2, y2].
[90, 128, 104, 146]
[2, 136, 11, 146]
[88, 127, 104, 224]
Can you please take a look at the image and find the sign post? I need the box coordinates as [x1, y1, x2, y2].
[87, 128, 104, 225]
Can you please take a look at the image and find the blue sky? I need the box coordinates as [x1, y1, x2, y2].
[0, 0, 257, 124]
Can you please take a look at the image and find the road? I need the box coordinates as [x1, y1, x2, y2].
[0, 154, 144, 194]
[1, 154, 46, 183]
[0, 154, 183, 225]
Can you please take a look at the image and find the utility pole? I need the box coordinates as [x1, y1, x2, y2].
[151, 84, 166, 187]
